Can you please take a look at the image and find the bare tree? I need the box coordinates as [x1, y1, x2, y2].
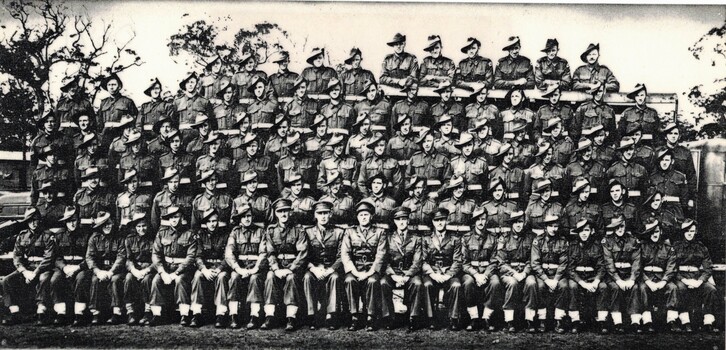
[686, 19, 726, 137]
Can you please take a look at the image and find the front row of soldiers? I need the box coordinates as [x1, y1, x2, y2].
[2, 195, 718, 334]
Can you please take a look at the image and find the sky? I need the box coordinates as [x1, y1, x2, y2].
[5, 2, 726, 125]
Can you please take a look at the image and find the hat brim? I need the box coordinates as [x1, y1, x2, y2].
[386, 37, 405, 46]
[502, 42, 520, 51]
[306, 53, 323, 65]
[460, 42, 477, 54]
[580, 45, 599, 63]
[626, 86, 646, 100]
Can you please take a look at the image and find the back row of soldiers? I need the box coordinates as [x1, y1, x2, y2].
[2, 33, 715, 333]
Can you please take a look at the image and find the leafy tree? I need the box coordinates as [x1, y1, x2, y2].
[686, 19, 726, 136]
[0, 78, 34, 152]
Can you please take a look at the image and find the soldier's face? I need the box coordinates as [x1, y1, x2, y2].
[610, 185, 623, 201]
[238, 117, 250, 131]
[254, 82, 265, 98]
[204, 176, 218, 191]
[185, 78, 197, 93]
[548, 90, 561, 104]
[245, 60, 256, 71]
[541, 188, 552, 201]
[430, 43, 442, 58]
[453, 186, 464, 198]
[223, 88, 234, 102]
[546, 47, 559, 60]
[546, 223, 559, 236]
[508, 45, 520, 58]
[462, 143, 473, 156]
[422, 134, 434, 152]
[128, 179, 139, 193]
[209, 140, 220, 154]
[161, 122, 172, 136]
[366, 85, 377, 100]
[330, 181, 341, 195]
[543, 148, 553, 164]
[371, 178, 384, 194]
[151, 85, 162, 99]
[440, 89, 452, 101]
[316, 122, 328, 137]
[278, 122, 289, 137]
[39, 190, 50, 201]
[578, 186, 590, 201]
[631, 130, 642, 144]
[659, 155, 672, 170]
[106, 80, 120, 94]
[650, 194, 662, 210]
[394, 217, 408, 230]
[406, 85, 418, 99]
[275, 209, 289, 224]
[199, 123, 210, 136]
[650, 226, 661, 242]
[333, 143, 344, 156]
[623, 147, 634, 160]
[432, 217, 446, 231]
[102, 221, 113, 234]
[400, 118, 411, 134]
[586, 50, 599, 64]
[509, 91, 522, 106]
[594, 132, 606, 145]
[359, 118, 371, 134]
[666, 129, 679, 144]
[88, 177, 99, 189]
[65, 220, 77, 231]
[551, 123, 562, 137]
[511, 220, 524, 233]
[504, 149, 514, 164]
[615, 224, 625, 237]
[291, 181, 302, 195]
[467, 44, 479, 58]
[581, 147, 593, 161]
[327, 85, 339, 99]
[684, 225, 696, 241]
[578, 226, 591, 241]
[246, 142, 259, 156]
[475, 216, 487, 230]
[635, 90, 647, 105]
[295, 83, 307, 97]
[476, 90, 488, 103]
[493, 185, 504, 200]
[28, 219, 39, 231]
[312, 56, 324, 67]
[278, 59, 289, 70]
[245, 179, 258, 193]
[351, 55, 362, 69]
[78, 116, 90, 130]
[206, 216, 219, 232]
[290, 143, 301, 154]
[440, 121, 452, 135]
[393, 42, 405, 54]
[168, 177, 180, 192]
[131, 143, 141, 154]
[211, 61, 222, 73]
[168, 213, 181, 227]
[315, 211, 330, 225]
[170, 135, 181, 152]
[413, 182, 424, 197]
[358, 211, 371, 226]
[44, 117, 56, 132]
[240, 213, 253, 227]
[374, 140, 386, 155]
[136, 222, 148, 236]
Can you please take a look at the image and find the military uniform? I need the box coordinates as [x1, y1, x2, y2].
[341, 67, 376, 96]
[270, 70, 300, 98]
[247, 96, 279, 126]
[56, 94, 96, 136]
[283, 192, 316, 226]
[606, 161, 649, 203]
[300, 66, 337, 95]
[276, 154, 318, 193]
[191, 191, 232, 229]
[495, 231, 537, 314]
[263, 134, 289, 166]
[97, 94, 138, 147]
[530, 233, 570, 318]
[347, 132, 376, 163]
[86, 230, 126, 315]
[284, 96, 319, 130]
[600, 201, 638, 232]
[455, 55, 494, 88]
[317, 154, 358, 191]
[380, 52, 419, 87]
[232, 70, 268, 99]
[572, 63, 619, 92]
[264, 224, 308, 313]
[465, 103, 501, 138]
[74, 188, 115, 229]
[407, 150, 450, 190]
[493, 55, 535, 89]
[214, 102, 246, 131]
[32, 163, 74, 206]
[116, 191, 152, 227]
[573, 100, 616, 140]
[438, 197, 476, 226]
[158, 151, 196, 184]
[185, 133, 210, 160]
[525, 200, 563, 232]
[419, 231, 463, 321]
[2, 228, 56, 315]
[53, 226, 92, 316]
[385, 132, 418, 164]
[302, 225, 345, 318]
[563, 199, 602, 232]
[401, 195, 438, 227]
[173, 94, 214, 142]
[433, 135, 458, 160]
[649, 167, 689, 220]
[150, 189, 194, 233]
[341, 226, 387, 319]
[619, 106, 660, 143]
[138, 99, 174, 137]
[191, 228, 230, 319]
[225, 225, 268, 314]
[196, 154, 234, 189]
[534, 56, 572, 90]
[525, 163, 567, 202]
[320, 194, 355, 226]
[592, 143, 617, 169]
[235, 153, 276, 195]
[123, 232, 156, 317]
[364, 193, 397, 225]
[489, 164, 527, 207]
[474, 136, 503, 166]
[321, 101, 356, 132]
[564, 159, 607, 201]
[638, 238, 678, 317]
[381, 229, 423, 319]
[449, 154, 488, 197]
[632, 143, 656, 170]
[357, 154, 402, 197]
[391, 99, 431, 129]
[74, 154, 112, 189]
[510, 139, 538, 169]
[602, 234, 642, 318]
[200, 72, 229, 102]
[658, 145, 697, 199]
[567, 238, 608, 318]
[150, 225, 198, 312]
[461, 229, 502, 319]
[501, 107, 535, 139]
[480, 199, 518, 231]
[418, 55, 455, 87]
[671, 238, 717, 322]
[118, 152, 159, 193]
[354, 98, 391, 129]
[535, 103, 574, 140]
[147, 135, 172, 158]
[231, 192, 271, 226]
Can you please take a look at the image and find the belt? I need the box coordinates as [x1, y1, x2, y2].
[415, 225, 432, 232]
[341, 180, 352, 187]
[412, 126, 427, 133]
[644, 266, 664, 273]
[48, 228, 63, 234]
[139, 181, 153, 187]
[628, 190, 641, 197]
[532, 229, 544, 235]
[63, 255, 84, 261]
[426, 179, 442, 186]
[219, 129, 240, 135]
[239, 98, 254, 104]
[38, 159, 66, 166]
[328, 128, 349, 135]
[371, 125, 387, 132]
[486, 227, 511, 234]
[57, 192, 66, 197]
[503, 132, 515, 140]
[590, 188, 598, 194]
[60, 122, 78, 128]
[199, 183, 228, 189]
[446, 225, 471, 232]
[205, 259, 222, 264]
[374, 223, 390, 230]
[488, 166, 497, 171]
[509, 262, 526, 267]
[251, 123, 273, 130]
[238, 255, 259, 261]
[467, 184, 482, 190]
[80, 218, 94, 225]
[397, 160, 410, 166]
[179, 177, 191, 184]
[615, 262, 632, 269]
[160, 219, 188, 227]
[290, 127, 312, 134]
[575, 266, 595, 272]
[28, 256, 44, 262]
[507, 192, 519, 199]
[471, 261, 490, 267]
[142, 125, 154, 131]
[542, 263, 559, 269]
[277, 254, 296, 260]
[104, 121, 123, 128]
[551, 191, 560, 197]
[678, 265, 698, 272]
[641, 134, 653, 140]
[165, 257, 187, 264]
[201, 222, 227, 228]
[179, 123, 194, 130]
[662, 196, 680, 203]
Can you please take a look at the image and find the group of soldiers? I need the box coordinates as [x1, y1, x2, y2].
[0, 33, 719, 335]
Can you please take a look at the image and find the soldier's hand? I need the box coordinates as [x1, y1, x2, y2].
[687, 200, 694, 208]
[645, 280, 657, 292]
[690, 279, 703, 289]
[171, 273, 182, 283]
[474, 274, 487, 286]
[22, 270, 36, 282]
[514, 272, 526, 282]
[545, 278, 557, 291]
[578, 280, 589, 290]
[202, 268, 215, 281]
[656, 281, 667, 290]
[397, 79, 407, 88]
[585, 282, 597, 293]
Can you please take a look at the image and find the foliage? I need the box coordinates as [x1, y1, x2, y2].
[686, 19, 726, 135]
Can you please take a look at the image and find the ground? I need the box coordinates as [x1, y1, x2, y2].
[0, 324, 723, 349]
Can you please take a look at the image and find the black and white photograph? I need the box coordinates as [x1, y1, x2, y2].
[0, 1, 723, 348]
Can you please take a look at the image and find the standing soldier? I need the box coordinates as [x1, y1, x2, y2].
[431, 82, 465, 133]
[385, 114, 418, 165]
[53, 206, 93, 326]
[489, 144, 527, 208]
[246, 76, 279, 127]
[280, 173, 316, 227]
[73, 167, 115, 232]
[116, 170, 153, 229]
[362, 174, 397, 226]
[70, 114, 96, 158]
[233, 133, 276, 197]
[471, 120, 502, 166]
[564, 138, 607, 202]
[466, 87, 501, 140]
[269, 51, 299, 98]
[232, 53, 268, 101]
[525, 143, 567, 204]
[32, 146, 74, 206]
[150, 168, 195, 233]
[213, 81, 245, 131]
[231, 171, 272, 227]
[1, 208, 56, 326]
[455, 37, 494, 89]
[196, 131, 235, 192]
[302, 201, 345, 330]
[602, 216, 642, 333]
[123, 212, 155, 326]
[461, 207, 503, 332]
[418, 35, 455, 88]
[572, 43, 620, 93]
[262, 199, 309, 331]
[449, 132, 489, 199]
[85, 211, 126, 325]
[300, 48, 338, 95]
[36, 182, 65, 228]
[606, 137, 649, 204]
[149, 206, 198, 326]
[107, 115, 137, 180]
[97, 73, 138, 148]
[534, 84, 574, 141]
[380, 33, 419, 89]
[620, 84, 660, 144]
[501, 88, 535, 141]
[118, 131, 159, 194]
[138, 78, 174, 138]
[419, 209, 464, 330]
[147, 115, 176, 158]
[158, 129, 196, 186]
[637, 218, 678, 333]
[573, 84, 616, 141]
[284, 78, 319, 130]
[357, 133, 403, 198]
[649, 149, 690, 231]
[493, 36, 535, 89]
[341, 48, 376, 96]
[534, 39, 572, 90]
[530, 215, 569, 333]
[320, 79, 355, 133]
[225, 204, 268, 329]
[56, 75, 96, 137]
[265, 115, 291, 165]
[480, 177, 519, 232]
[32, 111, 73, 169]
[348, 112, 377, 162]
[563, 177, 602, 232]
[317, 135, 358, 193]
[541, 118, 575, 168]
[401, 176, 438, 227]
[407, 128, 451, 195]
[226, 115, 253, 162]
[200, 56, 229, 103]
[438, 176, 477, 227]
[276, 132, 318, 195]
[391, 81, 431, 129]
[585, 125, 617, 169]
[189, 209, 230, 328]
[657, 123, 697, 213]
[319, 172, 355, 225]
[433, 115, 458, 160]
[191, 170, 232, 230]
[354, 81, 391, 132]
[601, 181, 639, 232]
[566, 219, 607, 334]
[524, 179, 563, 234]
[174, 72, 215, 144]
[341, 201, 388, 331]
[624, 123, 656, 170]
[639, 191, 680, 242]
[509, 122, 538, 169]
[185, 113, 213, 159]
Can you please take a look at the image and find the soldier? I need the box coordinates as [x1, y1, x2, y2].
[213, 81, 245, 131]
[637, 218, 678, 333]
[541, 117, 575, 167]
[669, 220, 718, 333]
[509, 122, 538, 169]
[1, 208, 56, 325]
[225, 204, 268, 329]
[606, 137, 649, 204]
[397, 175, 434, 227]
[572, 43, 620, 93]
[32, 146, 74, 206]
[185, 113, 213, 159]
[147, 115, 176, 158]
[480, 178, 518, 231]
[158, 129, 196, 186]
[658, 122, 697, 211]
[319, 172, 355, 226]
[31, 111, 73, 169]
[501, 88, 535, 141]
[196, 131, 234, 191]
[150, 168, 194, 233]
[231, 171, 272, 227]
[534, 39, 572, 90]
[466, 87, 502, 140]
[341, 48, 376, 96]
[495, 211, 537, 333]
[262, 198, 309, 331]
[620, 84, 660, 145]
[419, 208, 463, 330]
[276, 132, 318, 195]
[302, 201, 345, 330]
[602, 215, 642, 333]
[56, 75, 96, 137]
[489, 144, 527, 208]
[573, 84, 616, 141]
[347, 112, 377, 162]
[455, 37, 494, 89]
[269, 51, 300, 98]
[191, 170, 233, 232]
[106, 115, 136, 179]
[534, 84, 574, 141]
[601, 180, 639, 232]
[300, 48, 338, 95]
[306, 115, 332, 163]
[97, 73, 138, 148]
[246, 76, 279, 126]
[174, 72, 215, 144]
[564, 138, 607, 202]
[357, 133, 403, 197]
[407, 128, 451, 195]
[118, 131, 159, 194]
[73, 167, 115, 233]
[639, 190, 680, 242]
[461, 207, 502, 332]
[471, 119, 502, 165]
[86, 211, 126, 325]
[226, 114, 253, 162]
[281, 173, 316, 226]
[317, 135, 358, 193]
[624, 123, 656, 170]
[649, 149, 690, 223]
[189, 209, 230, 328]
[200, 56, 230, 103]
[391, 80, 431, 129]
[339, 204, 386, 333]
[123, 212, 155, 326]
[438, 176, 476, 226]
[530, 214, 569, 333]
[585, 125, 617, 169]
[283, 78, 319, 130]
[524, 179, 563, 234]
[53, 206, 92, 326]
[563, 177, 602, 233]
[385, 114, 418, 164]
[525, 142, 567, 204]
[353, 80, 391, 132]
[71, 114, 96, 157]
[566, 219, 607, 334]
[433, 114, 459, 160]
[380, 206, 424, 330]
[362, 174, 397, 226]
[149, 206, 198, 326]
[232, 53, 268, 100]
[493, 36, 535, 89]
[232, 133, 276, 197]
[137, 78, 174, 138]
[418, 35, 455, 88]
[321, 79, 355, 133]
[264, 114, 291, 165]
[380, 33, 419, 88]
[449, 132, 489, 199]
[116, 169, 153, 229]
